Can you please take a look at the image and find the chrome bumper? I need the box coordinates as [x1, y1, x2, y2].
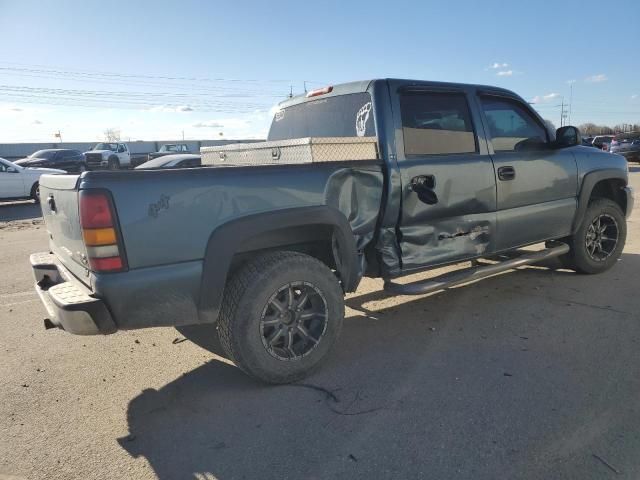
[30, 252, 116, 335]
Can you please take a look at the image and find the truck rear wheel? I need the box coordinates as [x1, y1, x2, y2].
[561, 198, 626, 274]
[217, 251, 344, 384]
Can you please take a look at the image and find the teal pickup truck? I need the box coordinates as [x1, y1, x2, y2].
[31, 79, 633, 383]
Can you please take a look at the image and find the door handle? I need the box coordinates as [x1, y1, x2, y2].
[410, 175, 438, 205]
[498, 166, 516, 181]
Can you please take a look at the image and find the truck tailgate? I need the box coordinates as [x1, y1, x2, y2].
[39, 174, 90, 285]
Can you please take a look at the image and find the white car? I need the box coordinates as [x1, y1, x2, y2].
[0, 157, 65, 202]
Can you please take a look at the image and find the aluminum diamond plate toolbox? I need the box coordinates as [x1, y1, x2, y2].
[201, 137, 379, 166]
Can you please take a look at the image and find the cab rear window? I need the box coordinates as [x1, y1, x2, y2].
[268, 92, 375, 140]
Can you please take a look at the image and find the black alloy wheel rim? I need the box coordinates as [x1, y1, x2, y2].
[585, 213, 619, 261]
[259, 282, 328, 361]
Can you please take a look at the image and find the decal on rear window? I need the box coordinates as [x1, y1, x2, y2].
[356, 102, 373, 137]
[268, 92, 375, 140]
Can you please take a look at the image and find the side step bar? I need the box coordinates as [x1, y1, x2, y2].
[383, 243, 570, 296]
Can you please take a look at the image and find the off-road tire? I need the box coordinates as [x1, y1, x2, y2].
[107, 157, 120, 170]
[217, 251, 344, 384]
[561, 198, 626, 274]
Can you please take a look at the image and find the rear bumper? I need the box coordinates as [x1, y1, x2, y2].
[30, 252, 117, 335]
[624, 186, 634, 218]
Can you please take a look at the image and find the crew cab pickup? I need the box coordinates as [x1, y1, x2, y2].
[84, 142, 131, 170]
[31, 79, 634, 384]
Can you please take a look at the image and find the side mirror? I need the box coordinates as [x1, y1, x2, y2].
[555, 126, 581, 148]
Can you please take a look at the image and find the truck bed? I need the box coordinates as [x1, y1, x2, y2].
[38, 161, 384, 329]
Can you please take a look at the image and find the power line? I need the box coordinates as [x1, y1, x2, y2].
[0, 62, 320, 85]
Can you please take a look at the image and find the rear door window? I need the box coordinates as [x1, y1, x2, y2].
[268, 92, 375, 140]
[399, 91, 477, 156]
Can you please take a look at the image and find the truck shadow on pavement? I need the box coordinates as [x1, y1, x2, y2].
[0, 201, 41, 222]
[119, 254, 640, 480]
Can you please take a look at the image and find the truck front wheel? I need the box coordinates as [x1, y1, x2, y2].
[561, 198, 626, 274]
[107, 156, 120, 170]
[217, 251, 344, 384]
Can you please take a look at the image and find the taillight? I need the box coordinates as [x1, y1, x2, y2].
[79, 190, 127, 272]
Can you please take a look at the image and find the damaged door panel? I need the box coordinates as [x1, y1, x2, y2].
[389, 82, 497, 272]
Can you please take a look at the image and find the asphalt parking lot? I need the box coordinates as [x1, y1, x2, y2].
[1, 168, 639, 480]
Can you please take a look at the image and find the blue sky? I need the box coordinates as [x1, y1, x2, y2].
[0, 0, 638, 142]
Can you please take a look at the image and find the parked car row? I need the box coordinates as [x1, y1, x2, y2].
[609, 134, 640, 162]
[581, 135, 616, 150]
[5, 143, 202, 176]
[1, 145, 202, 203]
[578, 133, 640, 162]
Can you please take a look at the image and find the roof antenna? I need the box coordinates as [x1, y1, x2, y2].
[304, 81, 307, 93]
[288, 85, 293, 98]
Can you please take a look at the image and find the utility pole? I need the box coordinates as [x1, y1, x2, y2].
[182, 130, 185, 141]
[568, 82, 573, 125]
[560, 97, 565, 127]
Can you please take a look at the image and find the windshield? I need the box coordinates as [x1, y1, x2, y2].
[93, 143, 118, 151]
[0, 157, 20, 171]
[29, 149, 58, 160]
[160, 145, 179, 152]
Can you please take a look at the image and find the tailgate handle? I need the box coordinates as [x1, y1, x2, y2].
[47, 195, 56, 212]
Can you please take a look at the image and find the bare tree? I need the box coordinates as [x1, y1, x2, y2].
[103, 128, 121, 142]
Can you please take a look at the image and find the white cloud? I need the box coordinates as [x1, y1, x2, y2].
[530, 93, 560, 104]
[585, 74, 607, 83]
[489, 62, 509, 69]
[148, 105, 194, 113]
[193, 120, 225, 128]
[496, 70, 513, 76]
[632, 94, 638, 99]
